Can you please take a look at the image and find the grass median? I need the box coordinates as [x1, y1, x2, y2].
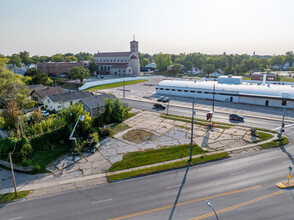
[254, 131, 274, 143]
[109, 144, 207, 172]
[260, 136, 289, 149]
[0, 191, 30, 204]
[85, 79, 147, 91]
[107, 152, 230, 181]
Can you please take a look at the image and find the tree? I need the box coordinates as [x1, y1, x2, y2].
[102, 98, 113, 124]
[19, 51, 32, 65]
[75, 52, 94, 61]
[142, 58, 150, 67]
[2, 101, 21, 131]
[66, 55, 78, 62]
[69, 66, 90, 83]
[172, 64, 182, 74]
[270, 55, 285, 66]
[203, 64, 215, 74]
[285, 51, 293, 66]
[0, 58, 30, 107]
[51, 54, 64, 62]
[25, 68, 52, 85]
[88, 62, 98, 74]
[155, 54, 172, 71]
[111, 98, 128, 123]
[9, 54, 22, 67]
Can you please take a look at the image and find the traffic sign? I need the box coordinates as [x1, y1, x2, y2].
[288, 175, 291, 179]
[289, 166, 293, 172]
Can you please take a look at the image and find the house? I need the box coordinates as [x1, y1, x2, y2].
[251, 73, 277, 81]
[6, 63, 27, 75]
[211, 69, 224, 77]
[94, 37, 140, 76]
[79, 94, 116, 117]
[283, 62, 290, 70]
[28, 84, 46, 93]
[42, 91, 92, 112]
[30, 86, 67, 105]
[273, 64, 282, 70]
[37, 62, 84, 76]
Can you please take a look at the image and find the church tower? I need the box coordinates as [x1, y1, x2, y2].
[130, 35, 139, 55]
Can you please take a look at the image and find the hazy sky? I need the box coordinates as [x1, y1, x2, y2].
[1, 0, 294, 56]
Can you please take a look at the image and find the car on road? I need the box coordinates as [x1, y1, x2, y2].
[41, 110, 50, 116]
[229, 114, 244, 121]
[157, 96, 164, 102]
[153, 103, 166, 109]
[162, 97, 170, 103]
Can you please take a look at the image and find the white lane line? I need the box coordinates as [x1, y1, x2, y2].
[166, 184, 183, 189]
[230, 171, 246, 176]
[9, 217, 23, 220]
[282, 161, 291, 164]
[272, 123, 294, 131]
[91, 199, 113, 204]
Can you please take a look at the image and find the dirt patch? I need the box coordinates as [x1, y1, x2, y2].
[122, 129, 155, 144]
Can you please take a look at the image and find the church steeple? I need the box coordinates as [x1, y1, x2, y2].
[130, 35, 138, 53]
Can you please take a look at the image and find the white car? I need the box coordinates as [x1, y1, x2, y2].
[41, 111, 50, 116]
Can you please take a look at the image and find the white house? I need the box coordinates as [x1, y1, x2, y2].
[42, 91, 92, 112]
[211, 69, 224, 77]
[94, 37, 140, 76]
[156, 75, 294, 108]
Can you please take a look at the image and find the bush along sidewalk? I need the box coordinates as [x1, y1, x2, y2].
[107, 152, 229, 182]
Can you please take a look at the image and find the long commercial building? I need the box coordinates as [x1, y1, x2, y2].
[156, 76, 294, 108]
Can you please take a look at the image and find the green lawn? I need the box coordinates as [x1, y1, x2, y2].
[110, 123, 130, 135]
[107, 152, 229, 181]
[260, 137, 289, 149]
[85, 79, 147, 91]
[109, 144, 207, 172]
[255, 131, 274, 142]
[278, 77, 294, 82]
[0, 191, 30, 204]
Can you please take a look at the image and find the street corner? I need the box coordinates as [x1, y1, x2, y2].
[276, 180, 294, 189]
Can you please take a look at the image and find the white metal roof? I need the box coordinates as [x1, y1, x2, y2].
[157, 80, 294, 98]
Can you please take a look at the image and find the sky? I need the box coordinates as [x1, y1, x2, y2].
[1, 0, 294, 56]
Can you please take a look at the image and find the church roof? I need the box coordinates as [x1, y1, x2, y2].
[94, 52, 132, 58]
[111, 63, 129, 69]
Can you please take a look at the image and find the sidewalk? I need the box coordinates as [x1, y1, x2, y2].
[0, 131, 281, 199]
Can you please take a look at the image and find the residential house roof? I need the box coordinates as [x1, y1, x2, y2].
[31, 87, 67, 99]
[28, 84, 46, 92]
[80, 94, 116, 108]
[215, 69, 224, 74]
[47, 91, 92, 102]
[94, 52, 132, 58]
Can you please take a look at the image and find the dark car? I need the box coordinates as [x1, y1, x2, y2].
[157, 96, 164, 102]
[162, 97, 170, 103]
[153, 103, 166, 109]
[229, 114, 244, 121]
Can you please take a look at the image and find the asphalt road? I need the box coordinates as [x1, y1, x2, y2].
[1, 137, 294, 220]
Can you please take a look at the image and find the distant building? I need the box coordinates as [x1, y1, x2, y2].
[141, 63, 156, 72]
[94, 37, 140, 76]
[211, 69, 224, 77]
[30, 86, 67, 105]
[79, 94, 116, 117]
[42, 91, 92, 111]
[37, 62, 83, 76]
[251, 73, 277, 81]
[6, 63, 27, 75]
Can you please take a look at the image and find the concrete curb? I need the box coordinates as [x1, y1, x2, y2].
[277, 180, 294, 189]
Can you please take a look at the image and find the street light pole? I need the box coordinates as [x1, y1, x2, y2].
[190, 99, 195, 161]
[69, 115, 85, 149]
[206, 200, 218, 220]
[123, 79, 125, 99]
[166, 93, 170, 115]
[9, 152, 17, 197]
[278, 103, 287, 140]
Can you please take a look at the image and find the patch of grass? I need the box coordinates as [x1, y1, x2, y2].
[279, 77, 294, 82]
[0, 191, 30, 204]
[31, 147, 68, 173]
[109, 144, 208, 172]
[85, 79, 147, 91]
[260, 136, 289, 149]
[254, 128, 277, 134]
[126, 111, 138, 119]
[256, 131, 274, 142]
[122, 129, 153, 144]
[110, 123, 130, 135]
[243, 77, 251, 80]
[107, 152, 229, 181]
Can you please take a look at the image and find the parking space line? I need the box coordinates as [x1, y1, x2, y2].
[91, 199, 113, 205]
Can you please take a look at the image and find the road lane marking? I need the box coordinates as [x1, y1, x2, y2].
[166, 184, 183, 189]
[107, 185, 262, 220]
[188, 190, 283, 220]
[230, 171, 246, 176]
[272, 123, 294, 131]
[9, 217, 23, 220]
[91, 199, 113, 204]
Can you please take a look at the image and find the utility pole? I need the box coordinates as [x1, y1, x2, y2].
[123, 79, 125, 99]
[18, 116, 24, 138]
[166, 93, 170, 115]
[278, 104, 287, 140]
[190, 99, 195, 161]
[212, 84, 215, 113]
[9, 153, 17, 197]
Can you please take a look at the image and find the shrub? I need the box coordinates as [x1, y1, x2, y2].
[33, 164, 41, 172]
[0, 116, 4, 128]
[98, 127, 112, 138]
[19, 143, 33, 160]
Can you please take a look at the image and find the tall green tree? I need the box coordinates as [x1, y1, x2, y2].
[9, 54, 22, 67]
[142, 58, 150, 67]
[69, 66, 90, 83]
[19, 51, 32, 65]
[172, 64, 182, 74]
[89, 62, 98, 73]
[66, 55, 78, 62]
[75, 52, 94, 61]
[51, 54, 64, 62]
[25, 68, 52, 85]
[155, 53, 172, 71]
[203, 64, 215, 74]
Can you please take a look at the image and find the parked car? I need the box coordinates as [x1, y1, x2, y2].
[229, 114, 244, 121]
[157, 96, 164, 102]
[162, 97, 170, 103]
[41, 111, 50, 116]
[153, 103, 166, 109]
[101, 75, 105, 78]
